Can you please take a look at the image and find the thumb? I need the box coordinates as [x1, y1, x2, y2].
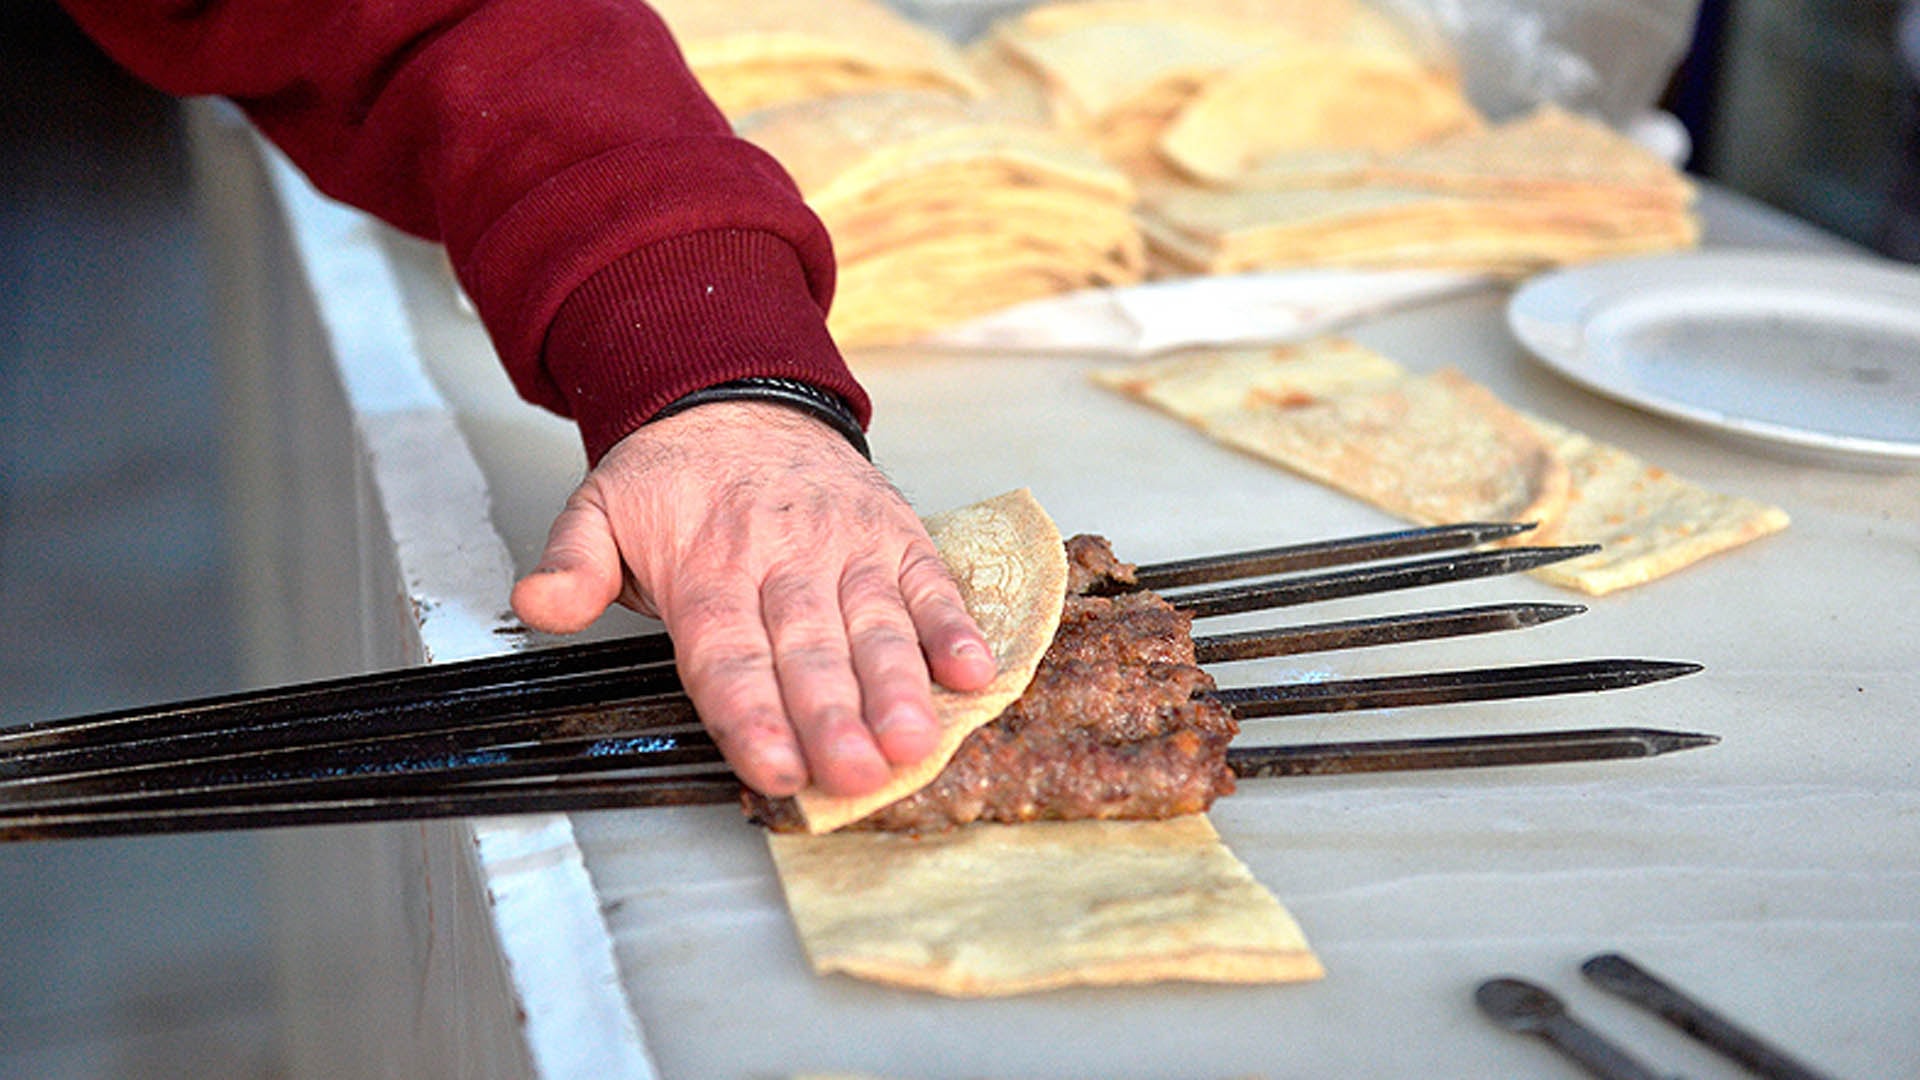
[510, 493, 626, 634]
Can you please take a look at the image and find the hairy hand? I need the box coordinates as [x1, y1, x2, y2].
[510, 402, 997, 798]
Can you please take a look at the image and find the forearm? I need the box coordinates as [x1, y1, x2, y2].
[60, 0, 869, 459]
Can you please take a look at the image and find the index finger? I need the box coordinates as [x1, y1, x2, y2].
[896, 541, 997, 691]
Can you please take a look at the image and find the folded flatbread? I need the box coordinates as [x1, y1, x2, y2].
[769, 814, 1322, 996]
[979, 0, 1433, 178]
[792, 489, 1068, 833]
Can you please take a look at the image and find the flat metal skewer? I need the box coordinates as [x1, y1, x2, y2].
[0, 631, 677, 752]
[1228, 728, 1717, 778]
[1168, 545, 1600, 619]
[1129, 520, 1537, 591]
[1193, 602, 1583, 663]
[0, 773, 750, 843]
[0, 725, 1718, 842]
[0, 667, 695, 783]
[1211, 660, 1703, 719]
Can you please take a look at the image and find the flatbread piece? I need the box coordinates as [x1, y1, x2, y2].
[768, 814, 1323, 996]
[1523, 419, 1791, 595]
[1201, 365, 1571, 527]
[792, 489, 1069, 833]
[1094, 341, 1787, 592]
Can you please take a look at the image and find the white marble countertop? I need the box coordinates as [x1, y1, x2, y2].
[313, 168, 1920, 1078]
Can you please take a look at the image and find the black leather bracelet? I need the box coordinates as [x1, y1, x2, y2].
[649, 376, 871, 460]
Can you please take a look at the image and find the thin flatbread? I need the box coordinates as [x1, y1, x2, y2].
[768, 815, 1323, 996]
[1090, 336, 1406, 417]
[1138, 182, 1699, 277]
[1365, 105, 1695, 204]
[1522, 419, 1790, 595]
[732, 90, 1144, 346]
[734, 91, 1130, 214]
[1093, 342, 1787, 591]
[1160, 46, 1480, 184]
[1201, 366, 1571, 527]
[647, 0, 983, 115]
[792, 490, 1068, 833]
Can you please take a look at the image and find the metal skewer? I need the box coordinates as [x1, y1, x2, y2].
[1167, 545, 1599, 618]
[1210, 660, 1703, 718]
[1128, 520, 1538, 591]
[0, 726, 1718, 843]
[1193, 602, 1583, 663]
[0, 667, 696, 783]
[0, 630, 678, 753]
[1228, 728, 1717, 778]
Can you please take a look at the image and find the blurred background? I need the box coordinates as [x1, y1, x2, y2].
[0, 0, 1913, 1076]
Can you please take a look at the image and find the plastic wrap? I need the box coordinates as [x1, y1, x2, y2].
[1383, 0, 1702, 124]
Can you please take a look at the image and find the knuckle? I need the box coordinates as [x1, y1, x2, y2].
[796, 702, 863, 736]
[774, 637, 853, 680]
[847, 620, 919, 658]
[676, 639, 772, 693]
[838, 559, 898, 608]
[667, 586, 754, 638]
[759, 569, 833, 624]
[897, 546, 963, 606]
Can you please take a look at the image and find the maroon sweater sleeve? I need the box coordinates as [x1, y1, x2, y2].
[59, 0, 870, 463]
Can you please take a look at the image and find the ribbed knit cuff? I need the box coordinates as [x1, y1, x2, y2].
[542, 229, 870, 464]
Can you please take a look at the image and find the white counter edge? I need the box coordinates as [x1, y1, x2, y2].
[266, 147, 658, 1080]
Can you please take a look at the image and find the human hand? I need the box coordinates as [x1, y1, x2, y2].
[510, 402, 997, 798]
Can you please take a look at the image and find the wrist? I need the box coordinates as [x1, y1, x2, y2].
[649, 377, 871, 459]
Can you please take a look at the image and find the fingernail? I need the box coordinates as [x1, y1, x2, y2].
[871, 704, 939, 766]
[953, 638, 991, 662]
[873, 703, 934, 739]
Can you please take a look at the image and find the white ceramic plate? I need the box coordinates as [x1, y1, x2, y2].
[1509, 250, 1920, 468]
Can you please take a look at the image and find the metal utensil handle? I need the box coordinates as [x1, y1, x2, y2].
[1582, 954, 1836, 1080]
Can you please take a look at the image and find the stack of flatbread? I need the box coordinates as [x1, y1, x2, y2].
[734, 90, 1146, 347]
[970, 0, 1466, 179]
[1094, 340, 1788, 594]
[646, 0, 984, 116]
[1139, 107, 1701, 277]
[768, 491, 1323, 997]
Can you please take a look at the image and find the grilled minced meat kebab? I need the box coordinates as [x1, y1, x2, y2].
[746, 536, 1238, 833]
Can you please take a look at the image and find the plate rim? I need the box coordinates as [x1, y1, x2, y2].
[1508, 249, 1920, 463]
